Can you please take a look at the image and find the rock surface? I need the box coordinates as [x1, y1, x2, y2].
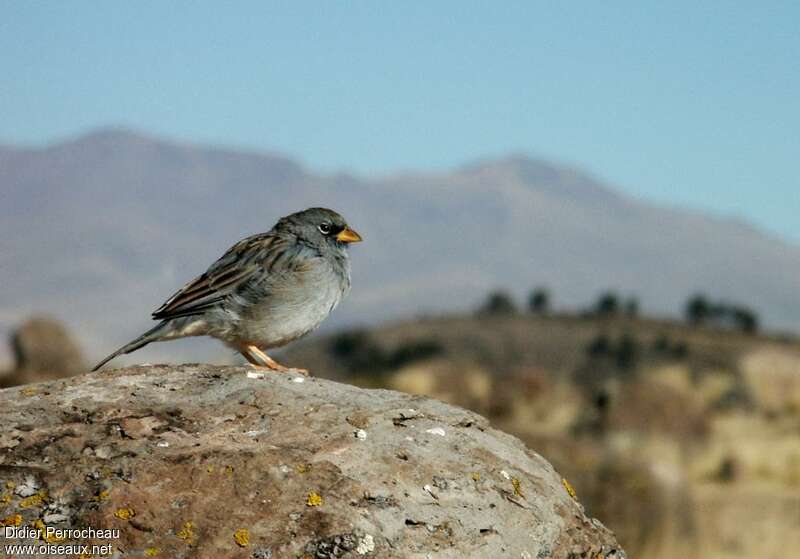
[0, 365, 624, 558]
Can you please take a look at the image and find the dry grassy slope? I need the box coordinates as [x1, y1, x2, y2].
[282, 313, 795, 381]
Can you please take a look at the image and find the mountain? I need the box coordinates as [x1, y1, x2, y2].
[1, 128, 798, 366]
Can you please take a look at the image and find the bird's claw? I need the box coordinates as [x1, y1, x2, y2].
[248, 363, 310, 376]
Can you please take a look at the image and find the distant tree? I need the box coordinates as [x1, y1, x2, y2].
[329, 332, 445, 372]
[731, 306, 759, 334]
[388, 340, 444, 368]
[652, 334, 671, 353]
[652, 333, 690, 359]
[594, 291, 620, 317]
[686, 294, 760, 334]
[478, 290, 518, 316]
[586, 334, 611, 357]
[616, 333, 639, 371]
[671, 341, 689, 358]
[329, 329, 387, 371]
[528, 287, 550, 315]
[686, 294, 711, 325]
[624, 297, 639, 317]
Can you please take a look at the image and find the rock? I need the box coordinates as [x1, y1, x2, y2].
[2, 316, 85, 387]
[0, 365, 624, 558]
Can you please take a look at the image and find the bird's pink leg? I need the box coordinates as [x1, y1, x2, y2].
[240, 344, 309, 376]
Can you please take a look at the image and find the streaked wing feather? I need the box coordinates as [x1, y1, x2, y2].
[151, 233, 290, 320]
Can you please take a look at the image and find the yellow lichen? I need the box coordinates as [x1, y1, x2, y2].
[21, 387, 38, 397]
[0, 493, 10, 506]
[94, 489, 110, 501]
[46, 532, 65, 543]
[177, 521, 196, 543]
[511, 477, 524, 498]
[42, 521, 65, 543]
[206, 465, 215, 473]
[19, 494, 44, 508]
[306, 491, 323, 507]
[233, 528, 249, 547]
[471, 472, 481, 482]
[5, 481, 15, 490]
[1, 514, 23, 527]
[224, 465, 234, 475]
[33, 518, 62, 541]
[295, 463, 311, 474]
[562, 477, 578, 500]
[144, 547, 160, 557]
[114, 507, 136, 520]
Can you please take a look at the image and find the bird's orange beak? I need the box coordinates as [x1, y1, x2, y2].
[336, 227, 362, 243]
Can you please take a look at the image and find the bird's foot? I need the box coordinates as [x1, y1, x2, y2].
[241, 344, 308, 373]
[248, 363, 310, 376]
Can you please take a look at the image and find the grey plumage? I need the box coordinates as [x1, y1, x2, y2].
[93, 207, 362, 372]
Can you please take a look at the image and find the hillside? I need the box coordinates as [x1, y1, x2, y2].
[2, 128, 799, 369]
[282, 312, 797, 383]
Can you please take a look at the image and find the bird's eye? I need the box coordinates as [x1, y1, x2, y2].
[318, 223, 332, 235]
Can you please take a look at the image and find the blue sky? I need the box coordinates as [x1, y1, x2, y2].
[2, 2, 798, 241]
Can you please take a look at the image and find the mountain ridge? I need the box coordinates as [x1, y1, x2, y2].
[4, 127, 795, 244]
[1, 128, 797, 367]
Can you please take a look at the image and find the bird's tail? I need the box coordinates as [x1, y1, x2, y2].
[92, 321, 174, 372]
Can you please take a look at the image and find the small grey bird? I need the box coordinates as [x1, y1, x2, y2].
[92, 207, 362, 373]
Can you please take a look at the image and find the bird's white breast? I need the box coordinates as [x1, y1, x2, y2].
[234, 255, 349, 348]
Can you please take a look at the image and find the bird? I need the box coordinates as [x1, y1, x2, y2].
[92, 207, 362, 374]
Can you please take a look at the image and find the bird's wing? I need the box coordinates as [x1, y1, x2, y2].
[151, 233, 298, 320]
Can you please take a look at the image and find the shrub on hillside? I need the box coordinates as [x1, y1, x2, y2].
[478, 290, 518, 316]
[528, 287, 551, 314]
[329, 330, 444, 373]
[594, 291, 620, 317]
[685, 294, 759, 334]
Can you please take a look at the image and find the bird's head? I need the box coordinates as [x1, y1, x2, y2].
[278, 207, 362, 249]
